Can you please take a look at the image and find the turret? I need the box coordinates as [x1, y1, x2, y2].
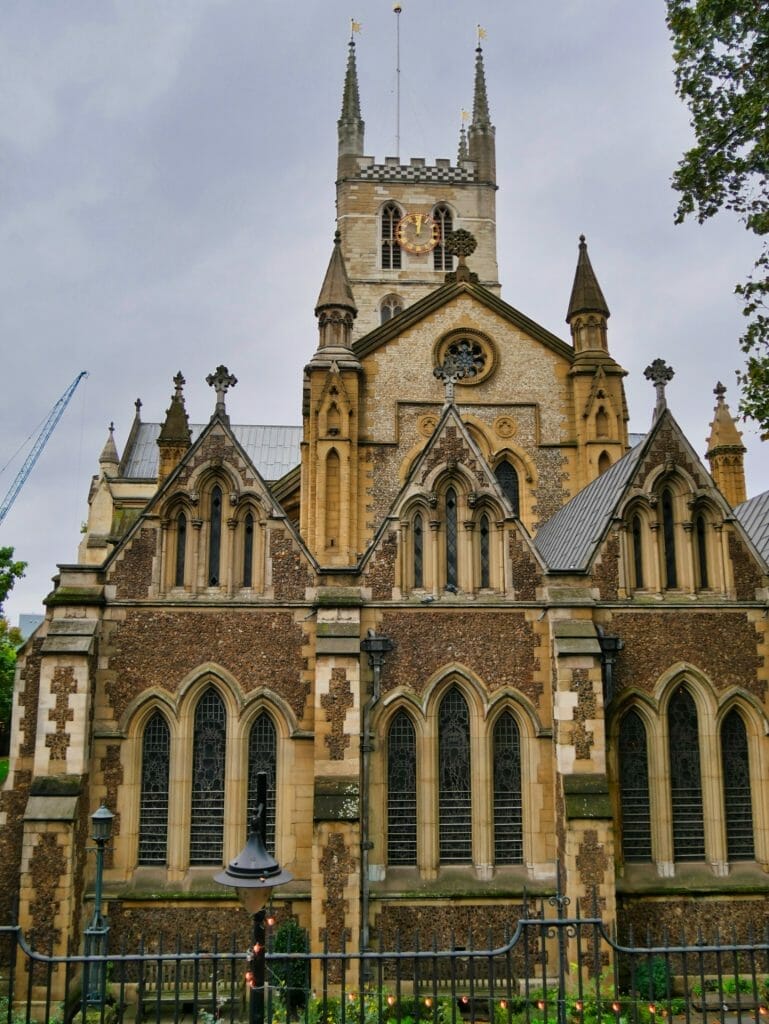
[467, 44, 496, 185]
[566, 235, 610, 353]
[157, 372, 192, 484]
[312, 231, 360, 363]
[337, 36, 364, 180]
[706, 381, 747, 506]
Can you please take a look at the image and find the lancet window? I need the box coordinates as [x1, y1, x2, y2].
[174, 511, 187, 587]
[433, 204, 454, 271]
[618, 710, 652, 862]
[138, 711, 170, 865]
[495, 461, 520, 517]
[668, 687, 705, 861]
[387, 711, 418, 865]
[381, 204, 402, 270]
[189, 688, 227, 864]
[493, 712, 523, 864]
[247, 712, 277, 852]
[438, 687, 472, 863]
[722, 709, 754, 860]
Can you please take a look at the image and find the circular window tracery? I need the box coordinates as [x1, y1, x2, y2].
[433, 329, 496, 386]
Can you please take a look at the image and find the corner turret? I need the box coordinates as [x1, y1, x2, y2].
[706, 381, 747, 506]
[566, 235, 610, 353]
[157, 372, 192, 483]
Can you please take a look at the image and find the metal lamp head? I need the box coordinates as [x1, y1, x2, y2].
[90, 801, 114, 844]
[214, 818, 292, 912]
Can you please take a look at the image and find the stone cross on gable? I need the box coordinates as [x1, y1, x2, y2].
[173, 371, 186, 401]
[644, 358, 674, 420]
[206, 365, 237, 421]
[714, 380, 727, 403]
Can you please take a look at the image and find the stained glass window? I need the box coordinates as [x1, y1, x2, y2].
[382, 204, 402, 270]
[696, 514, 709, 589]
[439, 687, 472, 863]
[243, 512, 254, 587]
[722, 709, 754, 860]
[493, 712, 523, 864]
[668, 687, 705, 860]
[480, 514, 490, 589]
[662, 488, 677, 589]
[445, 488, 458, 589]
[387, 711, 417, 865]
[413, 512, 424, 589]
[495, 462, 520, 517]
[209, 486, 222, 586]
[138, 712, 170, 865]
[433, 205, 454, 272]
[190, 688, 226, 864]
[631, 514, 644, 589]
[619, 710, 652, 861]
[247, 712, 277, 853]
[175, 511, 186, 587]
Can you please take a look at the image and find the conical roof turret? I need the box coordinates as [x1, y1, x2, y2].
[706, 382, 747, 505]
[312, 232, 360, 367]
[567, 235, 610, 321]
[337, 36, 365, 179]
[98, 422, 120, 474]
[157, 371, 192, 483]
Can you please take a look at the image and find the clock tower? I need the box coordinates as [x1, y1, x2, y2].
[336, 38, 501, 338]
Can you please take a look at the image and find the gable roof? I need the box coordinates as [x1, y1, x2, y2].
[534, 441, 645, 571]
[121, 423, 302, 480]
[353, 277, 574, 361]
[734, 489, 769, 565]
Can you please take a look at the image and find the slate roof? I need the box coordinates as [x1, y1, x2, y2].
[734, 489, 769, 565]
[534, 441, 645, 571]
[121, 424, 302, 481]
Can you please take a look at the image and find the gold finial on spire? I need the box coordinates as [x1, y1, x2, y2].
[350, 18, 361, 39]
[461, 108, 469, 121]
[476, 24, 487, 45]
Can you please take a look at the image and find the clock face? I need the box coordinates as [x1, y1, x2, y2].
[396, 212, 440, 254]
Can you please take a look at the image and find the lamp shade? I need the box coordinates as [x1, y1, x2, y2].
[90, 801, 114, 843]
[214, 824, 292, 900]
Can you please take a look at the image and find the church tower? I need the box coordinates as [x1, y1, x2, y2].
[335, 35, 501, 337]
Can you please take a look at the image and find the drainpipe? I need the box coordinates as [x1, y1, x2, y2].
[359, 630, 393, 972]
[596, 626, 623, 706]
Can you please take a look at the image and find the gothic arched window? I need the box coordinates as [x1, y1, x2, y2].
[479, 513, 491, 589]
[387, 711, 417, 865]
[381, 204, 402, 270]
[190, 688, 226, 864]
[438, 687, 472, 863]
[247, 712, 277, 853]
[208, 485, 222, 586]
[445, 487, 458, 589]
[433, 204, 454, 271]
[695, 513, 709, 589]
[413, 512, 424, 589]
[380, 294, 404, 323]
[138, 711, 170, 865]
[619, 710, 652, 861]
[661, 488, 678, 588]
[721, 709, 754, 860]
[668, 688, 705, 861]
[495, 462, 520, 517]
[243, 512, 254, 587]
[174, 511, 187, 587]
[631, 513, 644, 589]
[325, 450, 340, 548]
[493, 712, 523, 864]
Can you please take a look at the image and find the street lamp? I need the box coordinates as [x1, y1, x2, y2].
[214, 773, 292, 1024]
[85, 800, 114, 1007]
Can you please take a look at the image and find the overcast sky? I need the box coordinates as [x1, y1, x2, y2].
[1, 0, 766, 625]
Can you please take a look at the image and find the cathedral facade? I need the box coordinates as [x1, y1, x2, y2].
[2, 39, 769, 968]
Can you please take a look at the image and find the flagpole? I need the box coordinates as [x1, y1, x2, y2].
[394, 3, 402, 159]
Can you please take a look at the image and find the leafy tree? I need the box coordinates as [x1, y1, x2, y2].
[0, 548, 26, 748]
[666, 0, 769, 433]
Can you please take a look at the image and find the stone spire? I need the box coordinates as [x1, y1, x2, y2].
[468, 43, 496, 184]
[457, 120, 468, 162]
[312, 231, 360, 365]
[337, 36, 365, 179]
[706, 381, 747, 506]
[566, 235, 610, 353]
[157, 371, 192, 483]
[644, 359, 675, 422]
[98, 422, 120, 476]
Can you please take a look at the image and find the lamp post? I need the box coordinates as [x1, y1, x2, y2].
[214, 773, 292, 1024]
[84, 800, 114, 1007]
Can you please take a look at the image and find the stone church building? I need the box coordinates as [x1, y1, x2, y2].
[2, 38, 769, 964]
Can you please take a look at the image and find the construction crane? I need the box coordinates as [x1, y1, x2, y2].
[0, 371, 89, 527]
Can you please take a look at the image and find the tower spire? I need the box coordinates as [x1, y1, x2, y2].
[337, 32, 365, 179]
[457, 111, 469, 162]
[467, 35, 496, 184]
[706, 381, 747, 505]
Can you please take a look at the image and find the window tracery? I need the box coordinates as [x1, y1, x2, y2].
[138, 711, 170, 865]
[247, 712, 277, 852]
[493, 711, 523, 864]
[380, 294, 404, 323]
[433, 204, 454, 271]
[618, 709, 652, 862]
[668, 687, 705, 861]
[381, 203, 402, 269]
[190, 687, 226, 864]
[387, 710, 418, 865]
[438, 686, 472, 863]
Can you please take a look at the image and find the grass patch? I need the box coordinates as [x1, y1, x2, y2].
[0, 758, 9, 785]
